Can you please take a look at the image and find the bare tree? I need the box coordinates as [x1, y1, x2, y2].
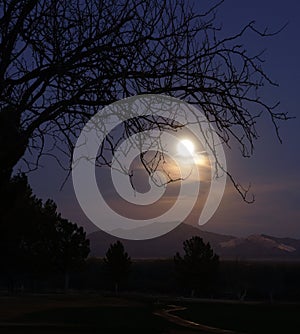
[0, 0, 289, 200]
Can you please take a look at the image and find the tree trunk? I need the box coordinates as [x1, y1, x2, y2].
[0, 110, 29, 187]
[0, 133, 28, 214]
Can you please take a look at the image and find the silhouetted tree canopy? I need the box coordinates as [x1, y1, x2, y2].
[54, 212, 90, 291]
[0, 174, 90, 287]
[104, 240, 131, 294]
[174, 236, 219, 296]
[0, 174, 51, 276]
[0, 0, 290, 202]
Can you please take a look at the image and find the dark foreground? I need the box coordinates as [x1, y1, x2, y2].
[0, 294, 300, 333]
[0, 294, 202, 334]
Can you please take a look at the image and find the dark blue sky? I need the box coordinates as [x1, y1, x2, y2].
[26, 1, 300, 238]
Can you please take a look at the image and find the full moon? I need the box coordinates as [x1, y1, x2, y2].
[177, 139, 195, 157]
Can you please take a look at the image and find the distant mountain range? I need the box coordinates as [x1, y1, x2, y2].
[88, 223, 300, 260]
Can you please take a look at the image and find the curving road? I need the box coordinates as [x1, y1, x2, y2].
[154, 304, 242, 334]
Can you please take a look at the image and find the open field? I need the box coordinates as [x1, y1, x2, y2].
[1, 294, 300, 333]
[0, 294, 172, 333]
[174, 299, 300, 333]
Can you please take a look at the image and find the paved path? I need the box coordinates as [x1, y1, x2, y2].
[154, 305, 242, 334]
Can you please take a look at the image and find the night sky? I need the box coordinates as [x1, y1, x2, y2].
[23, 1, 300, 238]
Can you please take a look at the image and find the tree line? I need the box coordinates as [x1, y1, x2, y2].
[0, 174, 90, 291]
[0, 174, 219, 295]
[1, 176, 299, 302]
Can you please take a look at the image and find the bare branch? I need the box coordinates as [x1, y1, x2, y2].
[0, 0, 291, 202]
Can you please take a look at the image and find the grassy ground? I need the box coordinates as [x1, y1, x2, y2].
[174, 300, 300, 333]
[0, 294, 173, 333]
[2, 294, 300, 333]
